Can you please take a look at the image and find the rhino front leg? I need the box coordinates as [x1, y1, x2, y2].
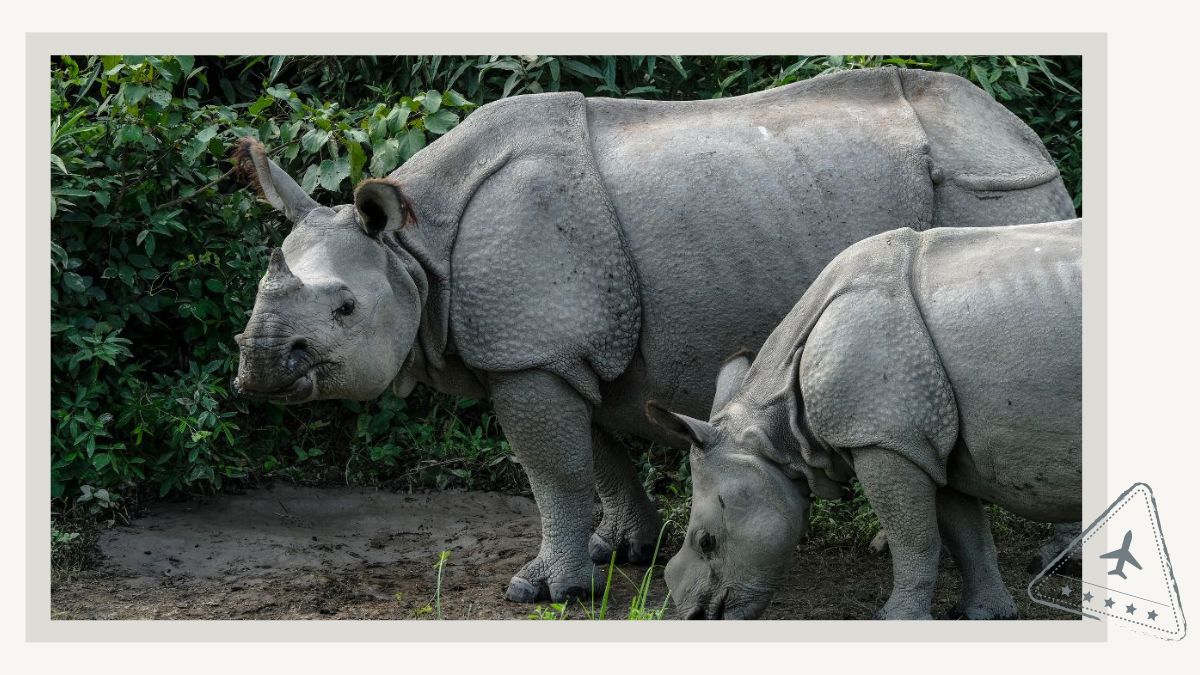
[936, 488, 1018, 619]
[589, 427, 662, 564]
[853, 448, 939, 620]
[490, 369, 595, 604]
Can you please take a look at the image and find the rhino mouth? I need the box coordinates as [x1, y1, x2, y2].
[682, 587, 770, 620]
[684, 588, 731, 620]
[234, 363, 329, 404]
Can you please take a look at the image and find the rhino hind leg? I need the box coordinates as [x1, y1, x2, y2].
[490, 370, 596, 604]
[852, 447, 939, 620]
[936, 488, 1018, 620]
[1028, 521, 1083, 575]
[589, 427, 662, 565]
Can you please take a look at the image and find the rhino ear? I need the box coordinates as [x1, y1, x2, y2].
[233, 137, 318, 223]
[646, 400, 715, 448]
[354, 178, 415, 236]
[712, 349, 754, 417]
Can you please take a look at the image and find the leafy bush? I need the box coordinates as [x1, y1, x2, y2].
[49, 55, 1082, 519]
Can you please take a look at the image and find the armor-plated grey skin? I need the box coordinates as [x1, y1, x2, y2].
[651, 220, 1082, 619]
[232, 68, 1076, 604]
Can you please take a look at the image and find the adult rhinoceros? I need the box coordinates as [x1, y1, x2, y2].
[231, 67, 1076, 603]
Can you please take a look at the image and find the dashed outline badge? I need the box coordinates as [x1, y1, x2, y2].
[1029, 483, 1186, 640]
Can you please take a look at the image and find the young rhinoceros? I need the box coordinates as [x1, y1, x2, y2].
[232, 67, 1077, 605]
[649, 219, 1081, 620]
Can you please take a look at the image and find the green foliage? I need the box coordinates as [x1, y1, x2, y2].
[432, 549, 451, 620]
[807, 481, 881, 547]
[50, 55, 1081, 518]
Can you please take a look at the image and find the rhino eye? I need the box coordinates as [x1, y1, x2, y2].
[698, 530, 716, 555]
[335, 299, 355, 318]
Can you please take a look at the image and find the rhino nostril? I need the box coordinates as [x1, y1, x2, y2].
[287, 338, 309, 371]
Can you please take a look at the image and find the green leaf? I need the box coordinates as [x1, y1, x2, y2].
[301, 129, 331, 155]
[318, 156, 350, 192]
[267, 55, 286, 85]
[300, 164, 320, 194]
[280, 120, 302, 144]
[124, 83, 149, 105]
[561, 59, 603, 80]
[119, 126, 143, 145]
[147, 89, 172, 107]
[175, 55, 195, 75]
[442, 90, 471, 108]
[422, 90, 442, 113]
[423, 110, 459, 135]
[398, 129, 426, 161]
[1015, 64, 1029, 89]
[63, 272, 88, 293]
[248, 96, 274, 115]
[347, 141, 367, 184]
[195, 125, 219, 146]
[369, 138, 400, 176]
[971, 64, 996, 98]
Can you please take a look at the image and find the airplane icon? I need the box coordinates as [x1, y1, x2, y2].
[1100, 529, 1143, 580]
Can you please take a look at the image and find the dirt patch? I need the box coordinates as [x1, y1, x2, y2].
[51, 485, 1070, 620]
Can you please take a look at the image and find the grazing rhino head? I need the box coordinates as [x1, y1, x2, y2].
[231, 138, 421, 404]
[647, 353, 811, 619]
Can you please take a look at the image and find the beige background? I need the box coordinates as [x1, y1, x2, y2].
[8, 7, 1193, 670]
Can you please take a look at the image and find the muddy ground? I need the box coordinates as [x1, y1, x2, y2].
[51, 484, 1069, 620]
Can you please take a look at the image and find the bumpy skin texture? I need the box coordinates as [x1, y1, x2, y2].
[657, 220, 1081, 619]
[234, 68, 1076, 602]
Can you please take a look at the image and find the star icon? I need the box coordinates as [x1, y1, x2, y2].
[1126, 603, 1137, 615]
[1147, 610, 1158, 621]
[1082, 591, 1094, 603]
[1104, 597, 1115, 608]
[1059, 584, 1072, 597]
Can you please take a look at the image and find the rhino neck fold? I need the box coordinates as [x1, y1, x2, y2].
[383, 92, 643, 406]
[734, 272, 859, 500]
[380, 234, 440, 383]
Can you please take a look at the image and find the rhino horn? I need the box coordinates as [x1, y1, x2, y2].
[268, 247, 293, 277]
[262, 247, 302, 292]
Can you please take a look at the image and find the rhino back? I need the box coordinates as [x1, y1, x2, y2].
[585, 68, 935, 417]
[914, 220, 1082, 514]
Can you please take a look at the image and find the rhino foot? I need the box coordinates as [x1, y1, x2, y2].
[945, 603, 1018, 620]
[505, 576, 590, 604]
[946, 591, 1019, 620]
[588, 531, 657, 565]
[871, 606, 934, 620]
[504, 553, 595, 604]
[505, 576, 549, 604]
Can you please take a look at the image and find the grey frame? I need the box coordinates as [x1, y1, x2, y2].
[27, 32, 1106, 642]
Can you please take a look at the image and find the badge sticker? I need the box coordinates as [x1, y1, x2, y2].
[1029, 483, 1186, 639]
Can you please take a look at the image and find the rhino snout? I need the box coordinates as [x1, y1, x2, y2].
[234, 336, 318, 402]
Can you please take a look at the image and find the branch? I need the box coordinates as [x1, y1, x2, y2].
[156, 165, 237, 210]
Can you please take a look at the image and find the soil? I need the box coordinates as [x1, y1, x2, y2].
[51, 484, 1069, 620]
